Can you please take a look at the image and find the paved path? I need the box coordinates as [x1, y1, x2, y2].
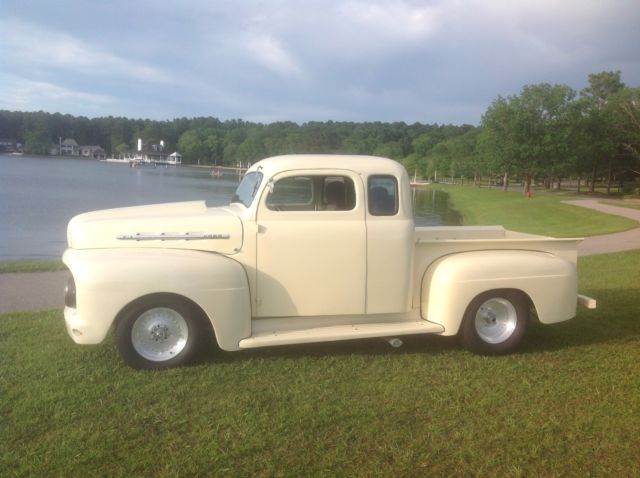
[563, 200, 640, 256]
[563, 199, 640, 222]
[1, 199, 639, 313]
[0, 270, 69, 314]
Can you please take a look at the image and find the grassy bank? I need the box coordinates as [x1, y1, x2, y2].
[0, 260, 66, 274]
[2, 250, 639, 476]
[433, 185, 637, 237]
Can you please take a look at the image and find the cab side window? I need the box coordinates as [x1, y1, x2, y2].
[266, 176, 314, 211]
[266, 175, 356, 211]
[368, 175, 398, 216]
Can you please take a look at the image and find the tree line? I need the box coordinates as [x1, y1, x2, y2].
[0, 109, 471, 165]
[1, 70, 638, 193]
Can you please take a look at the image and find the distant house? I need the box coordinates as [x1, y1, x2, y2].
[80, 145, 106, 160]
[0, 139, 20, 153]
[130, 139, 166, 163]
[127, 139, 181, 165]
[58, 139, 80, 156]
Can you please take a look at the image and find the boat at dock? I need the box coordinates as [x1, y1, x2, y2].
[101, 152, 181, 167]
[410, 171, 430, 187]
[410, 180, 431, 187]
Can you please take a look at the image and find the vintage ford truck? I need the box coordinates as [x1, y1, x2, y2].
[63, 155, 596, 368]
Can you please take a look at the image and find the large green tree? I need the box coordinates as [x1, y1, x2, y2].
[478, 96, 518, 190]
[611, 87, 640, 163]
[480, 84, 575, 192]
[516, 83, 576, 191]
[577, 71, 626, 191]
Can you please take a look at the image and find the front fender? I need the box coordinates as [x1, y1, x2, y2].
[421, 250, 578, 335]
[63, 248, 251, 350]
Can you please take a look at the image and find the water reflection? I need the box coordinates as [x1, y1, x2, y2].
[0, 156, 238, 260]
[412, 187, 462, 226]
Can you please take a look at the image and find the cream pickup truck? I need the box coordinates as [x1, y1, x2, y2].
[63, 155, 596, 369]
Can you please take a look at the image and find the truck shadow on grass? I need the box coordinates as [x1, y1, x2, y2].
[194, 334, 460, 365]
[192, 286, 638, 365]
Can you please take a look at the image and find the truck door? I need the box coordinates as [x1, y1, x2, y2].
[255, 170, 366, 317]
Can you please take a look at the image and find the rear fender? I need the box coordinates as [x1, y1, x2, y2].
[420, 250, 578, 335]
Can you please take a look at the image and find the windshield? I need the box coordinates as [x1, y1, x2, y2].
[232, 171, 263, 207]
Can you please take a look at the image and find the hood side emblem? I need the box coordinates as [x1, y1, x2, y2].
[117, 233, 230, 241]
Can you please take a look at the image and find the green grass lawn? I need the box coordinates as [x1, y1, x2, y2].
[434, 185, 637, 237]
[2, 250, 639, 476]
[0, 260, 66, 274]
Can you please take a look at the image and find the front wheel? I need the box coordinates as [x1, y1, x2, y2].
[116, 297, 206, 369]
[460, 290, 529, 355]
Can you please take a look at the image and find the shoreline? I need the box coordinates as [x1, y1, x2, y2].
[2, 198, 639, 268]
[0, 259, 66, 274]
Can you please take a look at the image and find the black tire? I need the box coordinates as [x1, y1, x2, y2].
[116, 296, 207, 369]
[459, 290, 529, 355]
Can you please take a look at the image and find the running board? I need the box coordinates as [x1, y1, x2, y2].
[238, 321, 444, 349]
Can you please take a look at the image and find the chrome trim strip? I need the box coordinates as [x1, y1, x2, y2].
[116, 233, 231, 241]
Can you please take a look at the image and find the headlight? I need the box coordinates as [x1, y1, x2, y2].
[64, 276, 76, 308]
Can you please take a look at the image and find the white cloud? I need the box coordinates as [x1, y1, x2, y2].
[0, 18, 173, 83]
[244, 32, 303, 77]
[338, 1, 438, 42]
[0, 76, 115, 112]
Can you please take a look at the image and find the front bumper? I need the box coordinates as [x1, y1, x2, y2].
[64, 306, 105, 344]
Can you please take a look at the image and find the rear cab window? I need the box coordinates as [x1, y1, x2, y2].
[368, 175, 398, 216]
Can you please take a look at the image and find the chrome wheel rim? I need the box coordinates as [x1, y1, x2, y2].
[131, 308, 189, 362]
[474, 298, 517, 344]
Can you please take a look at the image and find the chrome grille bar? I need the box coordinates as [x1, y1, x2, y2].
[116, 233, 230, 241]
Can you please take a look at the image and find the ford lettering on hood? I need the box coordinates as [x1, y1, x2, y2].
[67, 201, 243, 254]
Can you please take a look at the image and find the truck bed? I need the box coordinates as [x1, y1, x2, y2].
[412, 226, 582, 306]
[415, 226, 580, 261]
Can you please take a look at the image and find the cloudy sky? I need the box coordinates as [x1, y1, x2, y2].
[1, 0, 639, 125]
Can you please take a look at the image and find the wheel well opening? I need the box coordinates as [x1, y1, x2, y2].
[113, 293, 215, 337]
[465, 288, 536, 322]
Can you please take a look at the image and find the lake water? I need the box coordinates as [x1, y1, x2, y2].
[0, 155, 460, 260]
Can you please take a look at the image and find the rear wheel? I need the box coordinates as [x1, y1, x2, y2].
[116, 297, 206, 369]
[460, 290, 529, 355]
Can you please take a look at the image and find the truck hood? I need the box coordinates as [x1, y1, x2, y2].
[67, 201, 243, 255]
